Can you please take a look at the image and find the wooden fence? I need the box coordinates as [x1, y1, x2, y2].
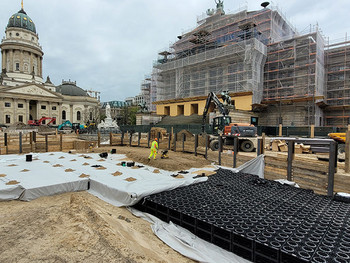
[1, 130, 348, 197]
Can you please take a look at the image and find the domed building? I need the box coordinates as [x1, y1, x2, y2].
[0, 4, 100, 126]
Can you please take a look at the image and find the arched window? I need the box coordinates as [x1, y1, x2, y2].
[77, 111, 81, 121]
[62, 110, 66, 120]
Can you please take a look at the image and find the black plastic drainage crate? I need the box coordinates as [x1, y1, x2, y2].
[132, 168, 350, 263]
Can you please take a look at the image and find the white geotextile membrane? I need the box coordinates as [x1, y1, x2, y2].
[216, 154, 265, 178]
[0, 152, 209, 203]
[0, 153, 89, 201]
[130, 208, 251, 263]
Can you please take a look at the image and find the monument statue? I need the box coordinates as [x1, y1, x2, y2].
[98, 102, 120, 132]
[106, 103, 111, 119]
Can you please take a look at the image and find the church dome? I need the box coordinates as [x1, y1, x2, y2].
[56, 81, 88, 97]
[7, 9, 36, 33]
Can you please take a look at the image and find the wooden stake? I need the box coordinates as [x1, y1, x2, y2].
[345, 130, 350, 173]
[310, 124, 315, 138]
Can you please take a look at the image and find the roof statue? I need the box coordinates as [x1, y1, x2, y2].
[21, 0, 24, 10]
[138, 102, 148, 113]
[215, 0, 225, 15]
[221, 90, 231, 105]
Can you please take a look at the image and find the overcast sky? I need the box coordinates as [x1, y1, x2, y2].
[1, 0, 349, 102]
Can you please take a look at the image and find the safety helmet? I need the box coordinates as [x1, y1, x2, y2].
[154, 138, 158, 141]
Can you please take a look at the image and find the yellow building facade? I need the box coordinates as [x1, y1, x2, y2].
[155, 92, 253, 117]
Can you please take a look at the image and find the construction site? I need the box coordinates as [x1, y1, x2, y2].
[151, 2, 349, 129]
[1, 1, 350, 263]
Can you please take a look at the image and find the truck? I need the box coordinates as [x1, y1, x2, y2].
[328, 132, 346, 154]
[202, 92, 257, 152]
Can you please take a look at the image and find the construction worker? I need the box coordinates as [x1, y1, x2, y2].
[148, 138, 158, 160]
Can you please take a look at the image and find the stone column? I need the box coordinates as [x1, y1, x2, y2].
[40, 57, 43, 77]
[30, 53, 34, 73]
[58, 103, 62, 124]
[26, 99, 29, 123]
[13, 98, 17, 123]
[37, 101, 41, 120]
[48, 101, 52, 118]
[70, 104, 74, 122]
[9, 49, 13, 72]
[0, 97, 4, 123]
[2, 50, 6, 70]
[20, 50, 24, 72]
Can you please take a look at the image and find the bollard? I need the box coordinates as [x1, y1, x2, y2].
[174, 133, 177, 152]
[138, 132, 141, 147]
[45, 134, 49, 152]
[110, 132, 113, 146]
[168, 133, 172, 151]
[97, 132, 101, 147]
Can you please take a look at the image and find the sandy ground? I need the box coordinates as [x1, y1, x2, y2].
[0, 146, 214, 263]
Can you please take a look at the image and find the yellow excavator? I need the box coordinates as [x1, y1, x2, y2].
[328, 132, 346, 154]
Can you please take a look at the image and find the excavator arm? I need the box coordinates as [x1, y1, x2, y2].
[202, 92, 229, 132]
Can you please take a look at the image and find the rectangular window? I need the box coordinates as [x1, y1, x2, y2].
[41, 116, 46, 125]
[18, 115, 23, 122]
[52, 106, 57, 110]
[90, 112, 93, 120]
[41, 105, 46, 110]
[16, 63, 19, 71]
[5, 102, 11, 107]
[18, 103, 24, 108]
[5, 115, 10, 124]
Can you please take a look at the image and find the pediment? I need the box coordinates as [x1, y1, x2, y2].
[4, 84, 61, 98]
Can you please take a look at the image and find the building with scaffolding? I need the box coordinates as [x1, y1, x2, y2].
[151, 1, 350, 127]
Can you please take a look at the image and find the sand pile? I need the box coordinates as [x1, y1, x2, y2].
[0, 192, 194, 263]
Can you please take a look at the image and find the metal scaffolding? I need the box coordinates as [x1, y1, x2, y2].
[153, 6, 296, 104]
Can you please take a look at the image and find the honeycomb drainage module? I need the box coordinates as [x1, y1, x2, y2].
[133, 168, 350, 263]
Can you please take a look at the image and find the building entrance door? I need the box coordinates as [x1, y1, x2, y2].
[29, 100, 37, 120]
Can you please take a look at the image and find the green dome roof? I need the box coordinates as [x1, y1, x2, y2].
[56, 82, 88, 97]
[7, 9, 36, 33]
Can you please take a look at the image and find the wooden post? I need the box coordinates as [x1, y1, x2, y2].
[121, 131, 125, 146]
[110, 132, 113, 146]
[138, 132, 141, 147]
[328, 141, 337, 197]
[30, 132, 33, 152]
[310, 125, 315, 138]
[147, 130, 150, 148]
[33, 131, 36, 142]
[168, 132, 172, 150]
[194, 134, 198, 156]
[205, 135, 209, 160]
[129, 132, 132, 147]
[218, 135, 222, 165]
[4, 133, 8, 147]
[45, 134, 49, 152]
[182, 133, 185, 153]
[345, 130, 350, 173]
[233, 136, 238, 168]
[97, 132, 101, 147]
[60, 133, 63, 151]
[19, 132, 22, 154]
[4, 133, 8, 154]
[257, 139, 261, 156]
[174, 133, 177, 152]
[279, 124, 283, 137]
[287, 140, 295, 181]
[262, 133, 266, 155]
